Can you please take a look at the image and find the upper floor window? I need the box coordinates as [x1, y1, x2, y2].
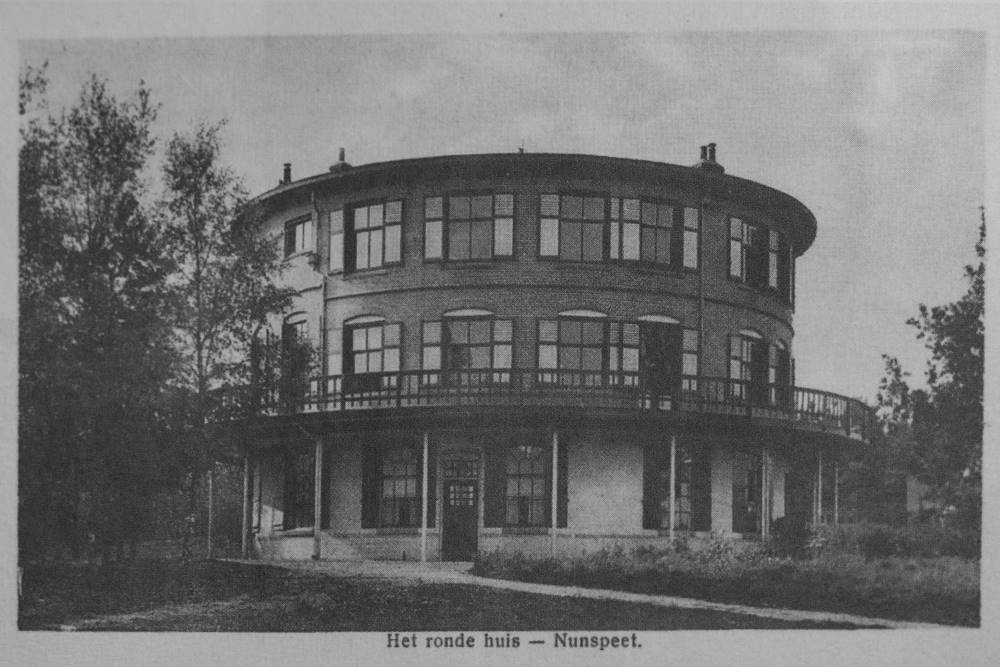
[730, 218, 792, 299]
[769, 340, 792, 407]
[424, 194, 514, 261]
[328, 209, 344, 273]
[284, 216, 313, 257]
[728, 329, 769, 406]
[421, 310, 513, 383]
[682, 207, 699, 269]
[337, 316, 401, 393]
[540, 194, 605, 261]
[538, 316, 606, 385]
[346, 200, 402, 271]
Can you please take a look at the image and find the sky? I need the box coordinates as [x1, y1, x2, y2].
[20, 29, 986, 403]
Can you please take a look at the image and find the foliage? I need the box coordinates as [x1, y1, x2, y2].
[18, 68, 180, 561]
[473, 541, 979, 625]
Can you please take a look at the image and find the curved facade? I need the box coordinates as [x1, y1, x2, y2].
[245, 149, 874, 561]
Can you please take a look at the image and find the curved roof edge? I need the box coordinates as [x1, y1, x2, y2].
[252, 152, 818, 254]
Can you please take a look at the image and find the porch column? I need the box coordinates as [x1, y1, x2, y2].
[668, 435, 677, 540]
[817, 450, 824, 525]
[833, 460, 840, 525]
[207, 466, 215, 559]
[312, 437, 323, 560]
[761, 447, 769, 539]
[551, 430, 559, 556]
[241, 451, 252, 559]
[421, 432, 429, 563]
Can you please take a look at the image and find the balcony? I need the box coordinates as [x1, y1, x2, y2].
[235, 369, 877, 444]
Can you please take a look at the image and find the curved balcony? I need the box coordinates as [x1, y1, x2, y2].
[242, 370, 876, 444]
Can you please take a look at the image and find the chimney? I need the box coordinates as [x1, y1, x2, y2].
[700, 145, 708, 161]
[707, 143, 716, 163]
[282, 163, 291, 184]
[692, 142, 724, 174]
[330, 147, 352, 172]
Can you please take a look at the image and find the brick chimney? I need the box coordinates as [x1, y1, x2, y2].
[693, 143, 724, 174]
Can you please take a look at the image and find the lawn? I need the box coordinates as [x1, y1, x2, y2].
[472, 543, 980, 627]
[18, 559, 872, 631]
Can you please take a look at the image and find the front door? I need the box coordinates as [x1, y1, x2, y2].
[442, 480, 478, 560]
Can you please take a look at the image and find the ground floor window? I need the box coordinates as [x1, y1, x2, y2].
[361, 444, 435, 529]
[283, 451, 314, 530]
[643, 441, 711, 531]
[732, 450, 762, 533]
[482, 440, 568, 529]
[506, 445, 548, 526]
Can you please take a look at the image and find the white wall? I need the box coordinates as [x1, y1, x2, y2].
[567, 431, 644, 534]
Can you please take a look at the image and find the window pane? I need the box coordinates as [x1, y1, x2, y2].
[562, 195, 583, 219]
[730, 240, 742, 277]
[354, 352, 367, 373]
[622, 223, 640, 260]
[730, 217, 742, 238]
[609, 197, 620, 219]
[683, 352, 698, 376]
[622, 198, 640, 220]
[369, 204, 384, 226]
[450, 196, 470, 219]
[494, 218, 513, 256]
[355, 206, 370, 230]
[684, 207, 698, 230]
[384, 324, 400, 346]
[540, 194, 560, 216]
[495, 193, 514, 216]
[641, 226, 656, 262]
[355, 231, 370, 269]
[539, 320, 558, 343]
[584, 197, 605, 220]
[384, 200, 402, 223]
[623, 323, 639, 346]
[769, 253, 778, 288]
[423, 321, 441, 344]
[329, 232, 344, 272]
[608, 221, 620, 259]
[494, 319, 512, 341]
[622, 347, 639, 371]
[368, 350, 382, 373]
[449, 221, 470, 260]
[471, 195, 492, 218]
[470, 347, 490, 368]
[582, 321, 603, 344]
[423, 346, 441, 370]
[371, 228, 384, 266]
[730, 359, 742, 379]
[329, 209, 344, 233]
[559, 346, 581, 369]
[683, 229, 698, 268]
[539, 344, 558, 368]
[581, 348, 602, 371]
[641, 201, 656, 224]
[658, 204, 673, 227]
[470, 220, 492, 259]
[561, 221, 582, 261]
[469, 319, 491, 344]
[353, 328, 367, 351]
[448, 320, 469, 344]
[561, 320, 582, 344]
[384, 348, 400, 372]
[384, 224, 401, 263]
[425, 196, 443, 219]
[581, 223, 603, 261]
[493, 344, 512, 368]
[540, 219, 559, 256]
[368, 326, 382, 350]
[683, 328, 698, 351]
[425, 220, 443, 259]
[655, 229, 670, 264]
[769, 230, 780, 251]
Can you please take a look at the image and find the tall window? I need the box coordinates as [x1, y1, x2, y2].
[732, 450, 762, 534]
[421, 315, 512, 383]
[435, 194, 514, 261]
[769, 340, 792, 407]
[283, 450, 314, 529]
[609, 197, 640, 261]
[729, 331, 768, 405]
[643, 442, 710, 532]
[284, 216, 313, 257]
[537, 317, 605, 386]
[506, 445, 547, 526]
[280, 317, 310, 409]
[348, 200, 402, 271]
[328, 209, 344, 272]
[608, 321, 640, 386]
[656, 444, 692, 530]
[682, 207, 699, 269]
[731, 217, 785, 291]
[380, 447, 419, 527]
[345, 321, 401, 375]
[639, 201, 672, 264]
[539, 194, 605, 261]
[681, 327, 699, 391]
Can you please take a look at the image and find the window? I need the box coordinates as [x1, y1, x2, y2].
[424, 197, 444, 260]
[380, 447, 419, 527]
[539, 194, 605, 261]
[328, 210, 344, 272]
[345, 321, 401, 375]
[658, 444, 692, 530]
[730, 217, 779, 290]
[682, 207, 699, 269]
[640, 201, 672, 263]
[347, 200, 402, 271]
[280, 317, 311, 409]
[284, 216, 313, 257]
[421, 314, 512, 383]
[681, 328, 699, 391]
[729, 331, 768, 405]
[643, 442, 711, 531]
[609, 197, 641, 261]
[769, 340, 792, 407]
[283, 450, 314, 529]
[732, 450, 762, 534]
[538, 317, 605, 386]
[608, 321, 640, 386]
[441, 193, 514, 260]
[506, 445, 548, 526]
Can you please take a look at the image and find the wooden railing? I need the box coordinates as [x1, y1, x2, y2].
[228, 369, 876, 443]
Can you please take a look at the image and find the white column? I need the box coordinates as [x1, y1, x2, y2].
[421, 432, 429, 563]
[817, 450, 824, 525]
[241, 453, 252, 559]
[207, 466, 215, 559]
[834, 460, 840, 525]
[669, 435, 677, 541]
[551, 430, 559, 556]
[760, 448, 768, 538]
[313, 438, 323, 560]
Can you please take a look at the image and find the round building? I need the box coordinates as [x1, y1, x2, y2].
[244, 147, 874, 561]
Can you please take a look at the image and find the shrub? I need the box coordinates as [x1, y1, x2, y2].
[768, 516, 811, 558]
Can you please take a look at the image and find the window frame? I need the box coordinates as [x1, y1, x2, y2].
[379, 446, 421, 529]
[505, 444, 549, 527]
[428, 192, 515, 262]
[345, 199, 403, 272]
[537, 316, 607, 386]
[421, 313, 513, 384]
[538, 193, 607, 263]
[283, 215, 313, 258]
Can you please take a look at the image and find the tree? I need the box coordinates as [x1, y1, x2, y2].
[18, 70, 179, 561]
[162, 122, 296, 557]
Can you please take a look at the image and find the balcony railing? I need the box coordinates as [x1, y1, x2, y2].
[230, 369, 876, 443]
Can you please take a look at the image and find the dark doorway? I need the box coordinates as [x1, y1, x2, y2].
[748, 338, 769, 407]
[442, 480, 478, 560]
[640, 323, 681, 401]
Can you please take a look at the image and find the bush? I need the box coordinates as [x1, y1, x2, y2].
[769, 516, 811, 558]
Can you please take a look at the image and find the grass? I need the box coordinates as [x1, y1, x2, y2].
[18, 558, 872, 631]
[472, 542, 980, 627]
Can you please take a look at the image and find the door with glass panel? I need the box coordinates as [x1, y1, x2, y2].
[441, 454, 479, 561]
